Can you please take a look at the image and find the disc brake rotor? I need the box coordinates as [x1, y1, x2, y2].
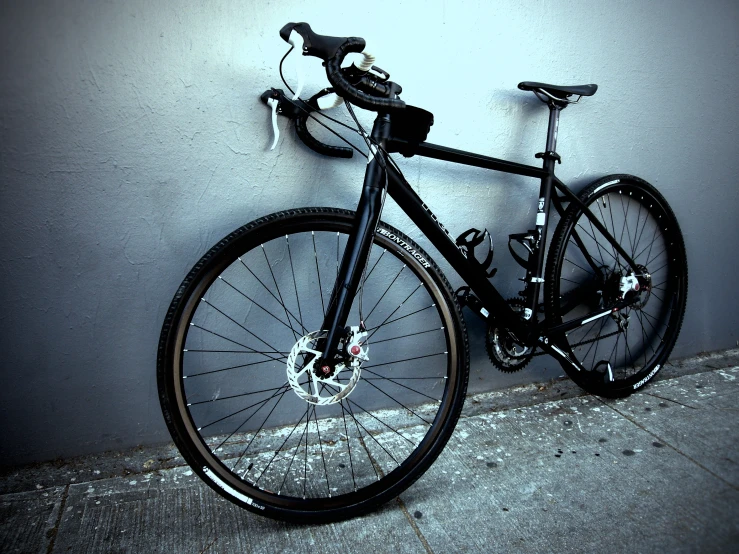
[286, 329, 366, 405]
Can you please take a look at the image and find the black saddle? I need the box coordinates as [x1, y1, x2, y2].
[518, 81, 598, 102]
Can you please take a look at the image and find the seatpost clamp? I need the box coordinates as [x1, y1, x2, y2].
[535, 151, 561, 164]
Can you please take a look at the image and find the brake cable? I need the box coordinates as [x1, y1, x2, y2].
[277, 47, 368, 158]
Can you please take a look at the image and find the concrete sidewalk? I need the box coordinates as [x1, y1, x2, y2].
[2, 350, 738, 553]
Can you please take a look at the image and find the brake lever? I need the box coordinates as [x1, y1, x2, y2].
[266, 97, 279, 150]
[260, 88, 353, 158]
[286, 30, 305, 100]
[260, 89, 287, 150]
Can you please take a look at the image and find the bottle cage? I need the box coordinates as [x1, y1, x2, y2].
[455, 228, 497, 278]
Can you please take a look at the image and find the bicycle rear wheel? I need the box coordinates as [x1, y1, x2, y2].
[545, 175, 688, 397]
[158, 208, 468, 521]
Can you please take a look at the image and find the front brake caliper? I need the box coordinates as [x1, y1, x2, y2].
[345, 325, 369, 366]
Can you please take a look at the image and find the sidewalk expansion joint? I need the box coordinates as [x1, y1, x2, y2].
[395, 496, 434, 554]
[642, 392, 697, 409]
[198, 535, 219, 553]
[46, 483, 69, 554]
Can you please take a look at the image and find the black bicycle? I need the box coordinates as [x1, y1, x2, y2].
[157, 23, 688, 522]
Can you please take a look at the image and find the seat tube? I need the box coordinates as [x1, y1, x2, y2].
[320, 114, 391, 360]
[525, 105, 561, 319]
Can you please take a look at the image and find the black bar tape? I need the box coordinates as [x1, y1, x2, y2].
[280, 22, 363, 62]
[295, 114, 353, 159]
[326, 41, 406, 113]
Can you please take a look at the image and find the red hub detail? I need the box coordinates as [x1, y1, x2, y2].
[321, 365, 332, 375]
[350, 345, 361, 356]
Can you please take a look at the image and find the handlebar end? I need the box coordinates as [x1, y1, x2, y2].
[279, 22, 365, 61]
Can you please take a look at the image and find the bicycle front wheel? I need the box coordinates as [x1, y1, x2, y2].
[157, 208, 469, 522]
[545, 175, 688, 397]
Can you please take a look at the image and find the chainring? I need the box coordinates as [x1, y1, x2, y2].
[486, 298, 535, 373]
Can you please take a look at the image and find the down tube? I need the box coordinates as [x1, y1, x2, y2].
[385, 165, 527, 340]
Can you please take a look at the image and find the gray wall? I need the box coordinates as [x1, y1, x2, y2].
[1, 0, 737, 465]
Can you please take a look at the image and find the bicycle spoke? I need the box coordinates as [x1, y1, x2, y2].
[623, 323, 636, 370]
[312, 404, 331, 496]
[635, 311, 658, 357]
[255, 406, 309, 486]
[632, 200, 652, 259]
[649, 289, 665, 303]
[363, 248, 386, 284]
[345, 400, 401, 467]
[365, 284, 424, 341]
[604, 194, 622, 265]
[362, 378, 433, 425]
[619, 193, 635, 258]
[363, 351, 447, 370]
[285, 235, 305, 334]
[639, 308, 667, 343]
[198, 299, 283, 356]
[312, 231, 326, 317]
[339, 401, 358, 491]
[645, 244, 667, 269]
[364, 304, 435, 333]
[576, 221, 619, 266]
[346, 398, 417, 447]
[219, 276, 305, 335]
[608, 332, 621, 368]
[200, 382, 289, 436]
[238, 257, 308, 335]
[261, 244, 300, 342]
[364, 265, 406, 323]
[578, 315, 609, 363]
[362, 368, 442, 402]
[649, 261, 669, 276]
[188, 385, 289, 406]
[184, 357, 286, 379]
[633, 232, 664, 264]
[564, 251, 598, 276]
[278, 409, 310, 494]
[637, 310, 650, 369]
[369, 327, 443, 345]
[594, 200, 619, 266]
[630, 196, 645, 256]
[231, 385, 290, 472]
[188, 323, 286, 368]
[343, 400, 382, 481]
[183, 349, 286, 355]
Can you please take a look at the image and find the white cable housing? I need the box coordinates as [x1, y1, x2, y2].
[357, 50, 376, 72]
[316, 93, 343, 110]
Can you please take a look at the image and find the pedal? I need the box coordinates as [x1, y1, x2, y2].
[455, 228, 497, 278]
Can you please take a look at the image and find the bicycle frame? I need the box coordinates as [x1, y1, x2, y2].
[320, 108, 639, 375]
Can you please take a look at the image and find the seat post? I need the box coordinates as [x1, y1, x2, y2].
[524, 102, 564, 324]
[545, 104, 562, 154]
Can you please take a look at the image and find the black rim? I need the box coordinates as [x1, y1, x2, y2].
[162, 212, 460, 512]
[551, 182, 685, 390]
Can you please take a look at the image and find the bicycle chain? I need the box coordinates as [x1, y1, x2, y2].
[531, 329, 623, 357]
